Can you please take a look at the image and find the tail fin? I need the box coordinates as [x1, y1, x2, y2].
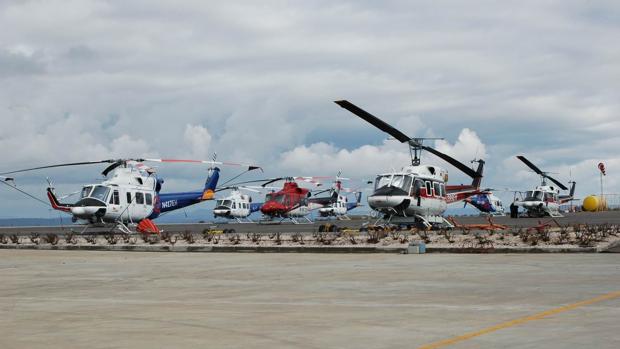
[569, 181, 576, 198]
[201, 167, 220, 200]
[471, 160, 485, 189]
[346, 192, 363, 211]
[47, 188, 71, 212]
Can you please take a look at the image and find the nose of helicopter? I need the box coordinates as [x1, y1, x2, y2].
[261, 201, 285, 215]
[367, 186, 410, 211]
[522, 201, 542, 208]
[213, 208, 231, 217]
[70, 206, 105, 218]
[318, 207, 333, 217]
[367, 195, 409, 210]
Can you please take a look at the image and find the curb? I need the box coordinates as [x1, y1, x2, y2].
[0, 244, 606, 253]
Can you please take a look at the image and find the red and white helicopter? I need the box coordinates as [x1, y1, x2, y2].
[0, 157, 260, 233]
[233, 174, 350, 223]
[335, 100, 485, 229]
[510, 155, 576, 217]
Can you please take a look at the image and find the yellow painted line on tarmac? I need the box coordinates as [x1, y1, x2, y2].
[417, 290, 620, 349]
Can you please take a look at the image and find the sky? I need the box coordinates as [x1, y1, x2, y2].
[0, 0, 619, 219]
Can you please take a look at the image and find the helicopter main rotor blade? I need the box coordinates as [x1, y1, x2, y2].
[224, 178, 283, 187]
[101, 160, 125, 176]
[262, 177, 287, 187]
[0, 160, 117, 176]
[335, 100, 412, 143]
[143, 158, 261, 172]
[544, 174, 568, 191]
[421, 146, 479, 179]
[516, 156, 544, 175]
[516, 155, 568, 190]
[215, 185, 263, 193]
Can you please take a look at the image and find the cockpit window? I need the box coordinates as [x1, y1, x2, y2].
[217, 200, 232, 207]
[374, 175, 392, 190]
[525, 191, 543, 201]
[392, 175, 413, 192]
[89, 185, 110, 202]
[273, 195, 286, 204]
[81, 186, 93, 198]
[374, 175, 412, 192]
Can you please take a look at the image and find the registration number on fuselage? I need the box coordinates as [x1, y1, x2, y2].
[161, 200, 178, 209]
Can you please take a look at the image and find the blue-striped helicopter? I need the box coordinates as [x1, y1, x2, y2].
[0, 157, 260, 233]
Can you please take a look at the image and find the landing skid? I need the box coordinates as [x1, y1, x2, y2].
[315, 214, 351, 221]
[112, 221, 134, 235]
[288, 216, 314, 224]
[258, 216, 314, 225]
[234, 217, 255, 224]
[373, 214, 454, 230]
[521, 209, 564, 218]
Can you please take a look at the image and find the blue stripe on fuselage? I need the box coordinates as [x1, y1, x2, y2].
[148, 191, 203, 219]
[250, 202, 263, 213]
[147, 168, 220, 220]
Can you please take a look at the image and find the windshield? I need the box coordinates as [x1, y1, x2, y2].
[374, 175, 392, 190]
[392, 175, 412, 191]
[218, 200, 232, 207]
[89, 185, 110, 202]
[273, 195, 286, 204]
[525, 190, 543, 201]
[374, 175, 412, 192]
[80, 186, 93, 198]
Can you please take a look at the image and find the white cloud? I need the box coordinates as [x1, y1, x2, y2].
[183, 124, 212, 159]
[280, 140, 410, 178]
[434, 128, 487, 163]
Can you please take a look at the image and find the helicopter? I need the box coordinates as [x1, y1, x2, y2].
[510, 155, 576, 217]
[463, 191, 505, 216]
[212, 186, 265, 223]
[317, 191, 363, 219]
[233, 175, 343, 223]
[335, 100, 485, 229]
[0, 157, 260, 233]
[258, 177, 331, 223]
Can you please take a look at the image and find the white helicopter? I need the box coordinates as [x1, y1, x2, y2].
[317, 191, 363, 220]
[510, 155, 576, 218]
[212, 186, 265, 223]
[0, 157, 260, 233]
[335, 100, 485, 229]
